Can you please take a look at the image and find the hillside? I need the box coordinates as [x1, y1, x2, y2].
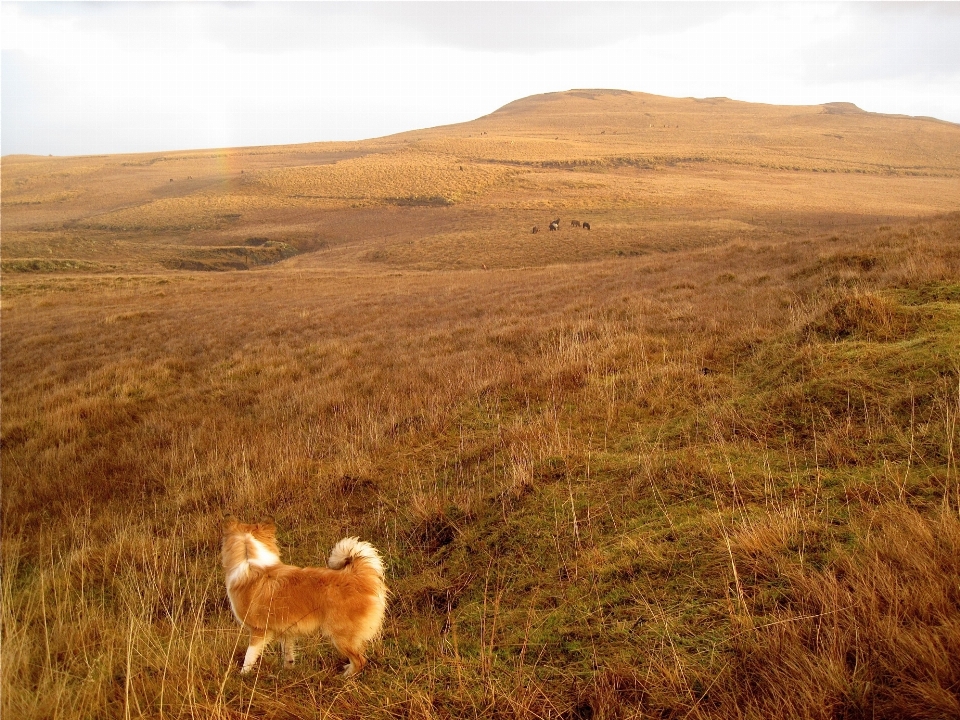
[2, 91, 960, 719]
[3, 89, 960, 274]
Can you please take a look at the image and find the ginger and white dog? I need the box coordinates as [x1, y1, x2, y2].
[221, 516, 387, 677]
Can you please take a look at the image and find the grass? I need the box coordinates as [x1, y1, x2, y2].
[256, 152, 516, 205]
[3, 90, 960, 718]
[1, 258, 115, 274]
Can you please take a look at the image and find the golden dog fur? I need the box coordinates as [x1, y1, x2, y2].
[221, 516, 387, 677]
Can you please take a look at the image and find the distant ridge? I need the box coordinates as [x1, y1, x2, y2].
[822, 102, 865, 115]
[484, 89, 952, 126]
[490, 88, 645, 115]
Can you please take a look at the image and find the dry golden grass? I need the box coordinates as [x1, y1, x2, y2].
[256, 152, 516, 205]
[4, 89, 959, 246]
[464, 91, 960, 173]
[3, 90, 960, 719]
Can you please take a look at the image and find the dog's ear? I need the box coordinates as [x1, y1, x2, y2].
[261, 516, 277, 533]
[222, 514, 239, 533]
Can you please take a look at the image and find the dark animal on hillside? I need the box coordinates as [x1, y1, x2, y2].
[571, 220, 581, 227]
[549, 219, 560, 231]
[582, 222, 591, 230]
[532, 226, 539, 234]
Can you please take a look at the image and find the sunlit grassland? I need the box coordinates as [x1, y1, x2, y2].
[3, 90, 959, 245]
[3, 90, 960, 718]
[256, 152, 517, 204]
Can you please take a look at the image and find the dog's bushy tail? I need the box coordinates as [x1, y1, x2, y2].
[327, 537, 385, 578]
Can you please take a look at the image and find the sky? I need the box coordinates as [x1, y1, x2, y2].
[3, 2, 959, 157]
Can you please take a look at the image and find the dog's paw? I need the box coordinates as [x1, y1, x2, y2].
[239, 665, 254, 675]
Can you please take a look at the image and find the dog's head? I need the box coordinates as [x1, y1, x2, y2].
[221, 515, 280, 570]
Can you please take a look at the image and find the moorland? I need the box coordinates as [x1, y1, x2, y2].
[3, 89, 960, 719]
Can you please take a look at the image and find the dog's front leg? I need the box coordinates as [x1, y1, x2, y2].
[240, 629, 272, 675]
[282, 637, 296, 668]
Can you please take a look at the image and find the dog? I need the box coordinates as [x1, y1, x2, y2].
[221, 516, 387, 677]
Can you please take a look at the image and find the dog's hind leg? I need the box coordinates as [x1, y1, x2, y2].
[281, 636, 296, 668]
[240, 629, 272, 675]
[337, 643, 366, 678]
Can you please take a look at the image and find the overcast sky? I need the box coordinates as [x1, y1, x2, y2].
[3, 2, 959, 156]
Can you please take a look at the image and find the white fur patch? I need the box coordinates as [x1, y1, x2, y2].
[247, 536, 280, 568]
[226, 564, 249, 588]
[327, 537, 385, 577]
[226, 534, 280, 589]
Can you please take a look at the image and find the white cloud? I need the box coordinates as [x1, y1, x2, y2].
[803, 3, 960, 83]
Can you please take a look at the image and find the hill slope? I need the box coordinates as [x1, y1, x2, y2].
[3, 89, 960, 274]
[2, 91, 960, 719]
